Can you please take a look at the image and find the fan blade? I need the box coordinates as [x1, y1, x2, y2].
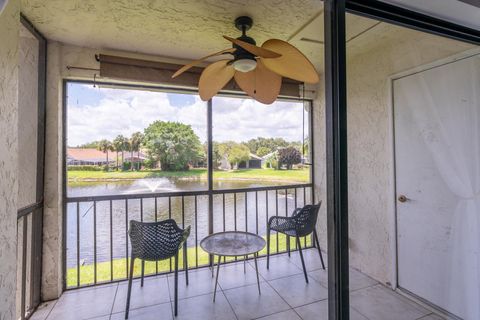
[261, 39, 319, 83]
[199, 60, 235, 101]
[234, 60, 281, 105]
[172, 48, 235, 78]
[223, 36, 281, 59]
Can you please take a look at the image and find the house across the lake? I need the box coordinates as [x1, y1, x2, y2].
[219, 153, 262, 170]
[238, 153, 262, 169]
[67, 148, 146, 166]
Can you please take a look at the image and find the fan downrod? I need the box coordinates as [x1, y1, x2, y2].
[235, 16, 253, 34]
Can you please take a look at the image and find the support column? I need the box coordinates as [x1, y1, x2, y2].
[324, 0, 350, 319]
[207, 99, 214, 267]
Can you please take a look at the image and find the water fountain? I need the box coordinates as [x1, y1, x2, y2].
[124, 178, 177, 194]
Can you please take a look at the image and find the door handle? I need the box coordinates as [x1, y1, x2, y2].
[398, 195, 409, 203]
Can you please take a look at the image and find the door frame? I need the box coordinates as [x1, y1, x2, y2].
[388, 47, 480, 319]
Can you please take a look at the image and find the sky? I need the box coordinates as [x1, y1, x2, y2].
[67, 83, 308, 147]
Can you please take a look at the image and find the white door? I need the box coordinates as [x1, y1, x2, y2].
[394, 53, 480, 320]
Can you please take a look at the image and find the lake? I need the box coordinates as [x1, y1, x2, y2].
[66, 177, 312, 269]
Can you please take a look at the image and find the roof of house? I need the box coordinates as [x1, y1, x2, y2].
[67, 148, 116, 162]
[67, 148, 148, 162]
[261, 151, 278, 160]
[249, 153, 263, 160]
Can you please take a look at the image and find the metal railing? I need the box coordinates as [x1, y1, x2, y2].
[65, 183, 314, 289]
[17, 201, 43, 319]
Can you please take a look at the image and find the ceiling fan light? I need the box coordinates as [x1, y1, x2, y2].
[233, 59, 257, 73]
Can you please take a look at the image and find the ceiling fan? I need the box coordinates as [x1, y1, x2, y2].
[172, 16, 319, 104]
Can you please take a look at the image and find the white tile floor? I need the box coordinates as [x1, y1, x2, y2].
[31, 249, 443, 320]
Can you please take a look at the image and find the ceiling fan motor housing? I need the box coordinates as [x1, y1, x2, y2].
[233, 16, 256, 62]
[233, 35, 256, 61]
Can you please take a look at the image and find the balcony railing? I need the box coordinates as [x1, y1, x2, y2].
[65, 183, 314, 289]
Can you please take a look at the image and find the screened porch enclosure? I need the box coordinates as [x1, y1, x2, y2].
[63, 82, 315, 289]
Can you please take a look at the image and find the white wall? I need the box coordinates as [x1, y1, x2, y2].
[0, 0, 20, 319]
[313, 21, 475, 285]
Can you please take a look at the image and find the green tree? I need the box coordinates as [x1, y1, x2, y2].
[215, 141, 250, 169]
[143, 121, 202, 171]
[78, 140, 101, 148]
[246, 137, 289, 155]
[205, 142, 217, 168]
[129, 132, 144, 171]
[228, 143, 250, 168]
[256, 146, 271, 157]
[96, 139, 113, 171]
[302, 138, 309, 158]
[113, 135, 127, 170]
[278, 146, 301, 170]
[121, 136, 130, 170]
[265, 151, 279, 169]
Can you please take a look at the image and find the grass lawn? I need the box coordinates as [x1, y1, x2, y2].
[68, 168, 207, 180]
[66, 233, 312, 288]
[68, 168, 309, 183]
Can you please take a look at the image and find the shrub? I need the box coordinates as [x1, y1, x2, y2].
[278, 147, 302, 170]
[265, 152, 279, 169]
[122, 161, 132, 171]
[143, 159, 155, 169]
[67, 165, 103, 171]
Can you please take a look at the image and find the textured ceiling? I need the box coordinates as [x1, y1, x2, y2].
[20, 0, 479, 76]
[21, 0, 323, 65]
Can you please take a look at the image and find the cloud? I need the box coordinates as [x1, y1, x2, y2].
[67, 84, 307, 146]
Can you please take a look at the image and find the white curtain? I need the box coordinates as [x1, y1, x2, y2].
[403, 54, 480, 319]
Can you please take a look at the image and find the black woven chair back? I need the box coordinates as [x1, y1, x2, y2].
[292, 202, 321, 237]
[129, 219, 190, 261]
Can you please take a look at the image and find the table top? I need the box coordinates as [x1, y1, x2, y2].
[200, 231, 266, 257]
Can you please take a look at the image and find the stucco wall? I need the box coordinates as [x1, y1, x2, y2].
[18, 25, 39, 209]
[42, 42, 63, 301]
[0, 0, 20, 319]
[313, 21, 474, 285]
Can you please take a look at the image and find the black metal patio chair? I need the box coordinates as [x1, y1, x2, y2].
[125, 219, 190, 319]
[266, 202, 325, 283]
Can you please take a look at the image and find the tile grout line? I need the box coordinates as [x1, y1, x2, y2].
[290, 297, 328, 310]
[165, 271, 175, 319]
[110, 301, 176, 318]
[264, 271, 330, 320]
[349, 282, 379, 293]
[264, 275, 297, 311]
[416, 312, 436, 320]
[250, 252, 326, 319]
[216, 261, 239, 320]
[108, 283, 119, 319]
[41, 299, 58, 320]
[350, 304, 372, 320]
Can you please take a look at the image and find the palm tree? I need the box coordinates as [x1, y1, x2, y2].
[116, 135, 130, 170]
[96, 139, 114, 171]
[113, 135, 126, 171]
[129, 132, 144, 171]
